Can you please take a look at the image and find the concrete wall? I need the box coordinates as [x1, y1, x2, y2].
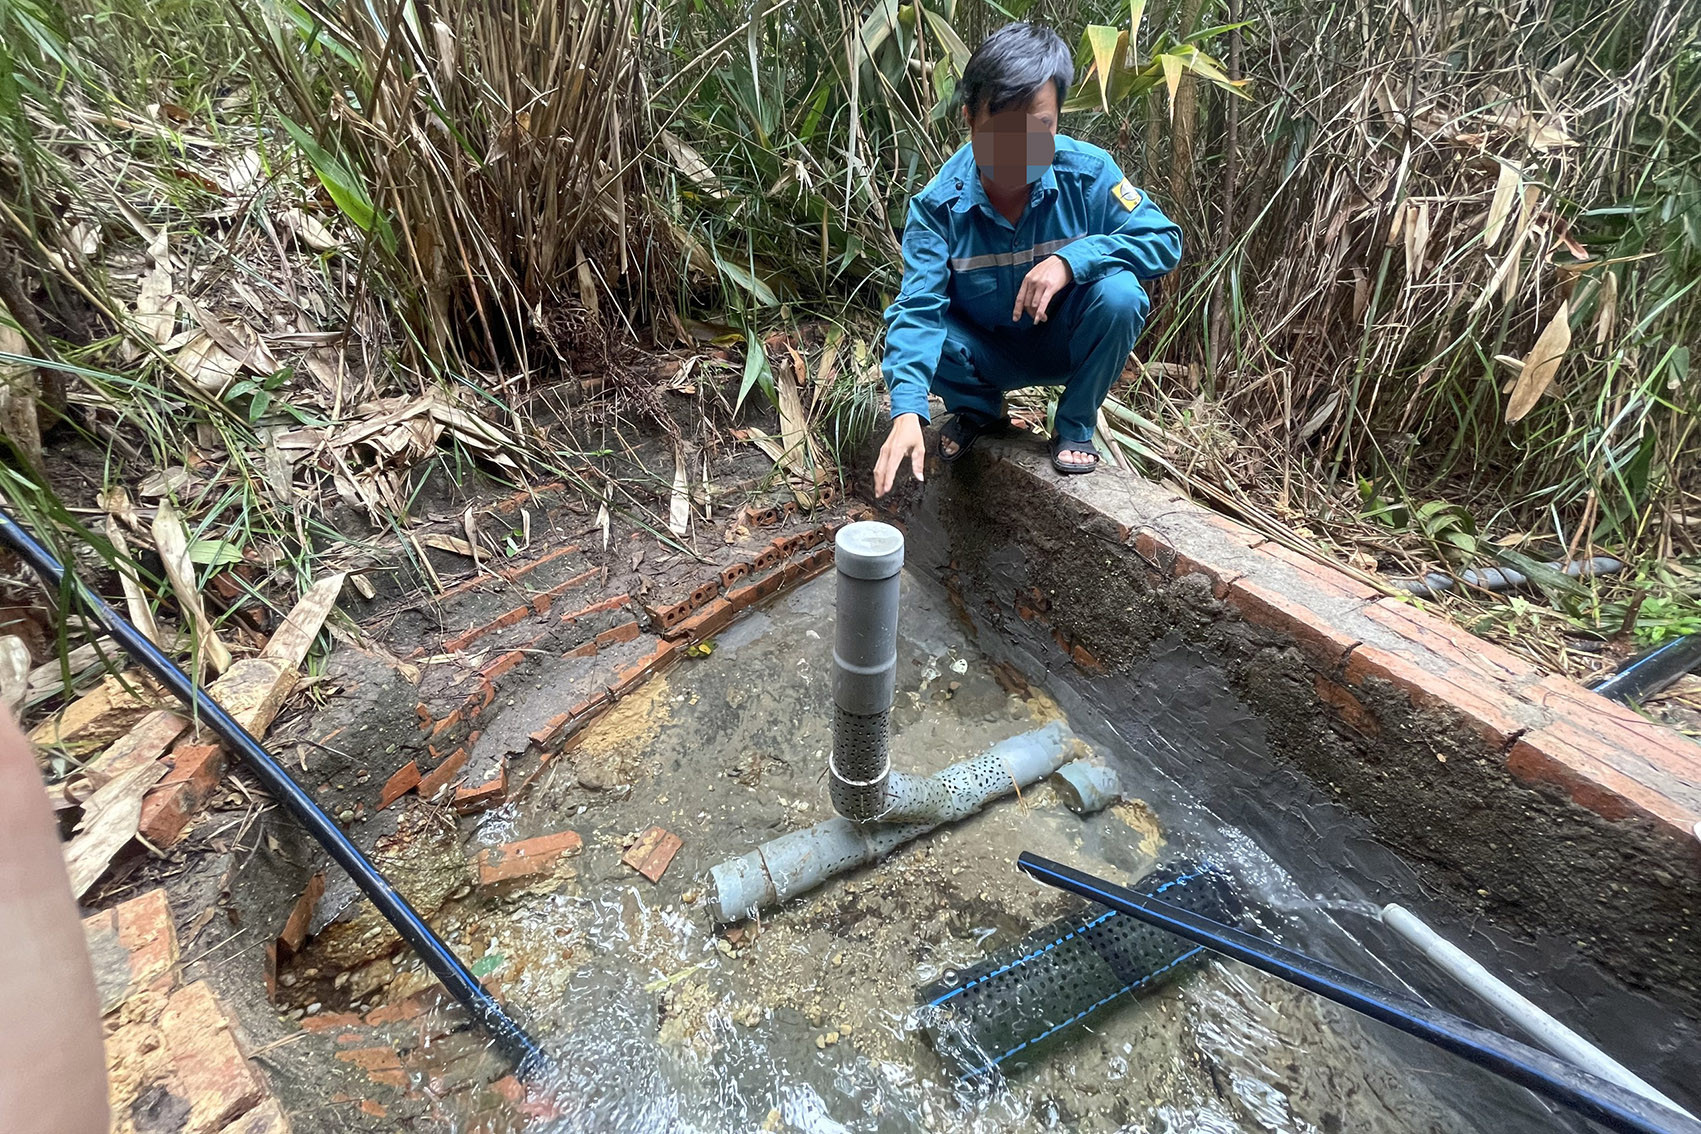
[871, 436, 1701, 1019]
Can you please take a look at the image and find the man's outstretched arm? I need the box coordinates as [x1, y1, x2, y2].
[875, 198, 953, 497]
[0, 706, 109, 1133]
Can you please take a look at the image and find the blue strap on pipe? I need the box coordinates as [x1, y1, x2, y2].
[1017, 852, 1697, 1134]
[0, 508, 549, 1076]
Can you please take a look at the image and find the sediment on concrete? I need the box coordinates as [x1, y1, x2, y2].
[874, 434, 1701, 1017]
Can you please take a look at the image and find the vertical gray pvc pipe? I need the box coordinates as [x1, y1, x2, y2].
[828, 522, 904, 821]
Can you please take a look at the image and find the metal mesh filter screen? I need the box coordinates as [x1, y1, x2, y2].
[830, 706, 891, 820]
[916, 861, 1240, 1078]
[832, 707, 890, 781]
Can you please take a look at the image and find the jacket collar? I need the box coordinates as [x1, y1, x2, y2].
[950, 160, 1059, 219]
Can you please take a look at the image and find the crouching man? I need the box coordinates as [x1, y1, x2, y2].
[874, 22, 1182, 495]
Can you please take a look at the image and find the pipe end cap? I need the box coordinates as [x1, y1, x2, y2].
[1052, 760, 1122, 815]
[835, 521, 905, 579]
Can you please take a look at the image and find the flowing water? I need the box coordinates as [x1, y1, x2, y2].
[399, 570, 1695, 1132]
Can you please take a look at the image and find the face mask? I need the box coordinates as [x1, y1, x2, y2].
[971, 110, 1055, 189]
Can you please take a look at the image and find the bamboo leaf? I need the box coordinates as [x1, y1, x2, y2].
[1086, 25, 1123, 113]
[919, 7, 970, 71]
[736, 333, 774, 413]
[1159, 52, 1184, 119]
[1506, 301, 1571, 423]
[279, 118, 373, 232]
[1482, 161, 1520, 249]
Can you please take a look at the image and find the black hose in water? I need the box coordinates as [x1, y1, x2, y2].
[1591, 635, 1701, 704]
[0, 509, 550, 1077]
[1017, 853, 1698, 1134]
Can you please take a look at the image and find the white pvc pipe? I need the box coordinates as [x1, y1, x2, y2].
[1380, 903, 1692, 1118]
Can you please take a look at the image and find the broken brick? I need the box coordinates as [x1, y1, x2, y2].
[301, 1011, 365, 1033]
[622, 827, 683, 883]
[428, 706, 464, 741]
[643, 597, 697, 631]
[528, 712, 573, 748]
[135, 741, 226, 846]
[380, 761, 421, 809]
[453, 764, 509, 814]
[595, 619, 642, 649]
[113, 887, 179, 992]
[336, 1046, 402, 1072]
[158, 981, 263, 1134]
[160, 742, 225, 796]
[444, 604, 533, 653]
[476, 830, 583, 887]
[727, 573, 785, 613]
[137, 782, 198, 847]
[559, 593, 632, 625]
[278, 872, 325, 955]
[480, 650, 526, 682]
[417, 749, 468, 802]
[666, 598, 735, 643]
[720, 562, 752, 589]
[1070, 643, 1104, 674]
[365, 995, 427, 1026]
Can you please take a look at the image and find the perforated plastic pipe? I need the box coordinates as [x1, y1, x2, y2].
[710, 722, 1075, 922]
[828, 521, 904, 821]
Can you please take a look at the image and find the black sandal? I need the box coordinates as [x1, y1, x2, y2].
[938, 413, 1008, 463]
[1050, 436, 1101, 475]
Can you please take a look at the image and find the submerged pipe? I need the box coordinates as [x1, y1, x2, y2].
[1380, 904, 1693, 1118]
[1390, 555, 1623, 599]
[1019, 853, 1700, 1134]
[710, 519, 1081, 922]
[712, 722, 1074, 923]
[0, 509, 549, 1076]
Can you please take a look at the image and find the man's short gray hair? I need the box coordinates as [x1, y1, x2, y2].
[957, 22, 1074, 118]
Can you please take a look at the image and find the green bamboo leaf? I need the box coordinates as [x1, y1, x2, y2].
[736, 332, 775, 413]
[919, 7, 970, 71]
[279, 118, 380, 236]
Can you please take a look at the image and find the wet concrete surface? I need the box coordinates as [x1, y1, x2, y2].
[333, 568, 1675, 1133]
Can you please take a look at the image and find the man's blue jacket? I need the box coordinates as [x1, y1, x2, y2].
[881, 134, 1182, 421]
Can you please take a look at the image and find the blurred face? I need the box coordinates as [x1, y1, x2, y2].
[966, 82, 1059, 192]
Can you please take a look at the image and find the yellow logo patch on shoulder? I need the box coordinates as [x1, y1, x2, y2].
[1111, 178, 1142, 212]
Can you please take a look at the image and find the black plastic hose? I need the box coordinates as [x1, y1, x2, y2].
[1592, 635, 1701, 704]
[1017, 853, 1697, 1134]
[0, 508, 549, 1076]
